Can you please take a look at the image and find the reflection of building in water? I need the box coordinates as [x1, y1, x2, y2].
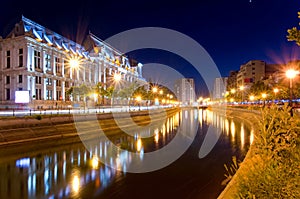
[179, 109, 198, 139]
[0, 144, 128, 199]
[0, 112, 182, 199]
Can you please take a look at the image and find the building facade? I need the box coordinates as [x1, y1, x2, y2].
[0, 16, 146, 109]
[174, 78, 195, 106]
[213, 77, 228, 100]
[236, 60, 266, 87]
[226, 70, 238, 90]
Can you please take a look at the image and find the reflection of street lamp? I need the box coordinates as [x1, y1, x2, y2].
[286, 69, 299, 107]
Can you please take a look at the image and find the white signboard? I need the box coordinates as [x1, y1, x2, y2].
[15, 91, 30, 103]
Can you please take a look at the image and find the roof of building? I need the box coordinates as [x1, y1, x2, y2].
[5, 16, 89, 58]
[4, 16, 134, 65]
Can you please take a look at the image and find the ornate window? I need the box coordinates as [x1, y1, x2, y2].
[34, 50, 41, 69]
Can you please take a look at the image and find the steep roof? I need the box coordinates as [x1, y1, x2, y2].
[6, 16, 89, 58]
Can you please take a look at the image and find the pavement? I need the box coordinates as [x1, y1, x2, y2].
[0, 105, 173, 117]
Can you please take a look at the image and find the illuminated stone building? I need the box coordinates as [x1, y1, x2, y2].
[0, 16, 146, 109]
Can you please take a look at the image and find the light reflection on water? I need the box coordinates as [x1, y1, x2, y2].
[203, 109, 252, 154]
[0, 109, 253, 199]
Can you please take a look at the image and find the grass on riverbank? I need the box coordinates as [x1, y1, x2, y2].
[223, 104, 300, 198]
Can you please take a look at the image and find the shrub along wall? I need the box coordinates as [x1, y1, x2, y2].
[219, 104, 300, 198]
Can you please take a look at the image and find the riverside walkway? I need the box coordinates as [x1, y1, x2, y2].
[0, 105, 173, 117]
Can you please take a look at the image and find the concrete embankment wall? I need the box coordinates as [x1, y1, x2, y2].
[0, 107, 179, 147]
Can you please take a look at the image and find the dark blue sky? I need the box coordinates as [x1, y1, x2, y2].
[1, 0, 300, 94]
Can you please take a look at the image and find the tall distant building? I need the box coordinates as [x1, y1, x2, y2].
[213, 77, 228, 100]
[174, 78, 195, 105]
[0, 16, 146, 109]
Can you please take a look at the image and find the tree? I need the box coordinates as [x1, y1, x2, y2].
[66, 84, 91, 102]
[105, 85, 115, 105]
[287, 12, 300, 45]
[94, 82, 106, 105]
[66, 87, 74, 100]
[249, 81, 271, 99]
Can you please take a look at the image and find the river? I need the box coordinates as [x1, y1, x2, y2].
[0, 108, 253, 199]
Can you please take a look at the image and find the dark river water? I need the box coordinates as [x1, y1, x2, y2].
[0, 108, 253, 199]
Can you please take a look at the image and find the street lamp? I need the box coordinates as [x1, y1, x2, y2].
[262, 93, 267, 107]
[239, 85, 244, 103]
[136, 95, 142, 102]
[136, 95, 142, 110]
[152, 87, 158, 93]
[113, 73, 121, 82]
[69, 57, 81, 102]
[69, 58, 80, 69]
[273, 88, 279, 102]
[286, 69, 299, 107]
[249, 95, 255, 106]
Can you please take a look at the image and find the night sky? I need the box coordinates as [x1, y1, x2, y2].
[1, 0, 300, 95]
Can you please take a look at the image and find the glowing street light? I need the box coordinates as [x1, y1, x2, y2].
[136, 95, 142, 102]
[286, 69, 299, 79]
[230, 88, 236, 94]
[262, 93, 267, 107]
[152, 87, 158, 93]
[249, 95, 255, 101]
[159, 90, 163, 95]
[273, 88, 279, 101]
[286, 69, 299, 108]
[69, 58, 80, 69]
[113, 73, 121, 82]
[239, 85, 244, 103]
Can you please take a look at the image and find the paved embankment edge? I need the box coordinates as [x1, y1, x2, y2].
[212, 107, 262, 199]
[0, 107, 179, 147]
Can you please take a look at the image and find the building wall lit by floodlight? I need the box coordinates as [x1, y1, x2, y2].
[0, 16, 146, 109]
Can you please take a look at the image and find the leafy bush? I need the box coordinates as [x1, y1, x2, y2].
[235, 104, 300, 198]
[34, 114, 42, 120]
